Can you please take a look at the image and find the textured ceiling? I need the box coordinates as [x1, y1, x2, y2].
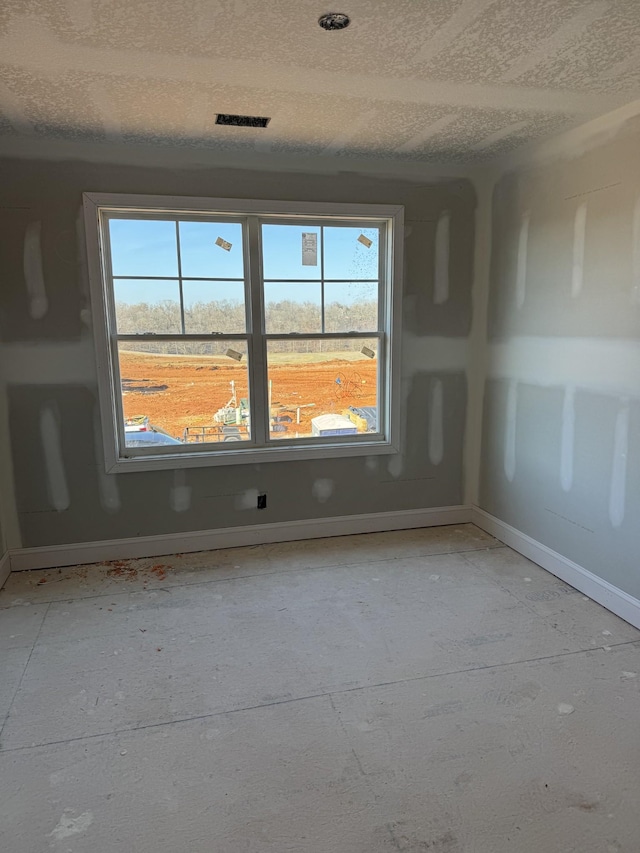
[1, 0, 639, 163]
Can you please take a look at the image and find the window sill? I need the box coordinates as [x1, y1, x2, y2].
[107, 438, 398, 473]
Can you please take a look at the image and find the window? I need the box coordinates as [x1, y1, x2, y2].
[83, 194, 403, 472]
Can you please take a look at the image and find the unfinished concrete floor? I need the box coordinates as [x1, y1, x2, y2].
[1, 523, 639, 852]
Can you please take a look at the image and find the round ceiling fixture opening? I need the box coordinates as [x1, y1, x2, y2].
[318, 12, 351, 31]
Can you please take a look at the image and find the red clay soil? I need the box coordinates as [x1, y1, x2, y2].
[119, 350, 377, 440]
[150, 565, 167, 581]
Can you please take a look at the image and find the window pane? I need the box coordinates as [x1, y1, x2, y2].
[323, 226, 379, 280]
[183, 281, 246, 334]
[109, 219, 178, 277]
[114, 279, 181, 334]
[118, 340, 250, 446]
[324, 281, 378, 332]
[262, 224, 321, 280]
[266, 338, 378, 440]
[264, 282, 322, 333]
[178, 221, 244, 278]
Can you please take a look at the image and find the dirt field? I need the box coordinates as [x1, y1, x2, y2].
[119, 349, 378, 440]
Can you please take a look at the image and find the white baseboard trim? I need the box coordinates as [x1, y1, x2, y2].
[9, 505, 640, 632]
[9, 505, 473, 572]
[472, 507, 640, 631]
[0, 551, 10, 590]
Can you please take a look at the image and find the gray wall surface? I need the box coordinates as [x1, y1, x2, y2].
[0, 158, 475, 548]
[0, 493, 5, 557]
[480, 116, 640, 600]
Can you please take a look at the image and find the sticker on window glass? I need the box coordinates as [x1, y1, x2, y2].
[358, 234, 373, 249]
[361, 345, 375, 359]
[226, 348, 243, 361]
[302, 232, 318, 266]
[216, 237, 232, 251]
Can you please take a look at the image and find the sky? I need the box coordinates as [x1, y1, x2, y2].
[108, 218, 380, 323]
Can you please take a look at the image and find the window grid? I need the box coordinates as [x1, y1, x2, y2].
[175, 221, 185, 335]
[320, 226, 325, 334]
[110, 223, 248, 337]
[107, 214, 384, 452]
[261, 224, 380, 338]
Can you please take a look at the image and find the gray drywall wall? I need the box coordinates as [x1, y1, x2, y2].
[0, 158, 475, 548]
[0, 490, 5, 557]
[0, 343, 10, 556]
[480, 115, 640, 600]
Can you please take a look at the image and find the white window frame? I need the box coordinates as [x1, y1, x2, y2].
[83, 192, 404, 473]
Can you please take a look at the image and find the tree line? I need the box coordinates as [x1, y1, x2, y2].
[116, 299, 378, 355]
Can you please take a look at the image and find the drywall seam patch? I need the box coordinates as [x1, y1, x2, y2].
[323, 109, 377, 155]
[609, 399, 629, 528]
[0, 375, 21, 550]
[76, 207, 93, 328]
[365, 456, 380, 475]
[9, 505, 473, 571]
[387, 453, 403, 478]
[428, 378, 444, 466]
[395, 113, 460, 153]
[312, 478, 334, 503]
[185, 89, 211, 144]
[504, 380, 518, 483]
[236, 488, 259, 510]
[571, 203, 587, 298]
[410, 0, 498, 65]
[501, 1, 609, 83]
[560, 385, 575, 492]
[401, 334, 468, 375]
[472, 119, 528, 152]
[515, 213, 529, 309]
[93, 403, 120, 513]
[496, 96, 640, 172]
[387, 376, 412, 478]
[86, 82, 122, 143]
[23, 221, 48, 319]
[0, 340, 97, 384]
[40, 404, 70, 512]
[463, 171, 495, 506]
[433, 211, 450, 305]
[171, 469, 191, 513]
[487, 336, 640, 397]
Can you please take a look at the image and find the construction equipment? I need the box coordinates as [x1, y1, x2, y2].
[183, 424, 249, 443]
[213, 381, 249, 426]
[181, 381, 251, 443]
[343, 405, 377, 433]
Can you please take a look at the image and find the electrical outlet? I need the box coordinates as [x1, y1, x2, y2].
[257, 493, 267, 510]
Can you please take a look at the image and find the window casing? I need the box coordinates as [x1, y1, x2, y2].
[83, 193, 404, 472]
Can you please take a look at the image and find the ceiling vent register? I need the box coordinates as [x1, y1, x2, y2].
[215, 114, 271, 128]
